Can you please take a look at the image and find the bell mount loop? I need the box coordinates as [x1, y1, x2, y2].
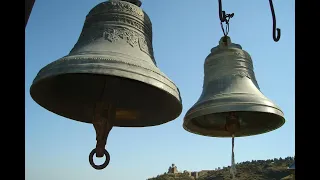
[269, 0, 281, 42]
[218, 35, 232, 47]
[217, 0, 234, 42]
[89, 103, 116, 170]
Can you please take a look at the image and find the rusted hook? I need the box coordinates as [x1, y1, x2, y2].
[269, 0, 281, 42]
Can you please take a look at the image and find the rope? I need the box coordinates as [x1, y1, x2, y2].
[230, 134, 237, 179]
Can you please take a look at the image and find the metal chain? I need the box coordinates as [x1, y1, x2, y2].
[220, 13, 234, 37]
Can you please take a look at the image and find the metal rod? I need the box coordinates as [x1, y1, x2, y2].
[25, 0, 36, 28]
[269, 0, 281, 42]
[218, 0, 226, 22]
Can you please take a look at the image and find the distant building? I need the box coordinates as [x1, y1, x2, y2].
[166, 164, 199, 179]
[168, 164, 179, 174]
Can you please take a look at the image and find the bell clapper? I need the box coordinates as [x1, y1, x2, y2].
[225, 112, 240, 180]
[89, 102, 116, 170]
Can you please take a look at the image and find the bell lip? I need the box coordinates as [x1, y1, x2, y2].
[29, 55, 183, 127]
[31, 55, 181, 102]
[182, 104, 285, 137]
[30, 77, 183, 127]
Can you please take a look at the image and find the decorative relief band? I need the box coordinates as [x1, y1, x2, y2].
[84, 15, 152, 39]
[206, 51, 252, 66]
[104, 27, 154, 58]
[203, 50, 259, 88]
[205, 58, 253, 70]
[205, 70, 256, 81]
[203, 70, 260, 89]
[73, 26, 154, 59]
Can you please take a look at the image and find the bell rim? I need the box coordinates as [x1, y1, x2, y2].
[30, 74, 183, 127]
[31, 55, 181, 101]
[183, 104, 285, 137]
[29, 56, 183, 127]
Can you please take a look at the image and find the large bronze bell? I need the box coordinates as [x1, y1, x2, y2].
[183, 36, 285, 137]
[30, 0, 182, 169]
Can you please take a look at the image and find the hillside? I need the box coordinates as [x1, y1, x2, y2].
[148, 156, 294, 180]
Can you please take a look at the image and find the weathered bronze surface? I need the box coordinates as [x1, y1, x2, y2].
[30, 0, 182, 127]
[183, 36, 285, 137]
[30, 0, 182, 169]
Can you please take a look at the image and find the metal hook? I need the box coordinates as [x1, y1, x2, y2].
[269, 0, 281, 42]
[218, 0, 234, 37]
[218, 0, 226, 22]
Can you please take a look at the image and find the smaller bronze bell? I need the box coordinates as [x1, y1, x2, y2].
[183, 36, 285, 137]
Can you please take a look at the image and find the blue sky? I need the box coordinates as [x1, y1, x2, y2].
[25, 0, 295, 179]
